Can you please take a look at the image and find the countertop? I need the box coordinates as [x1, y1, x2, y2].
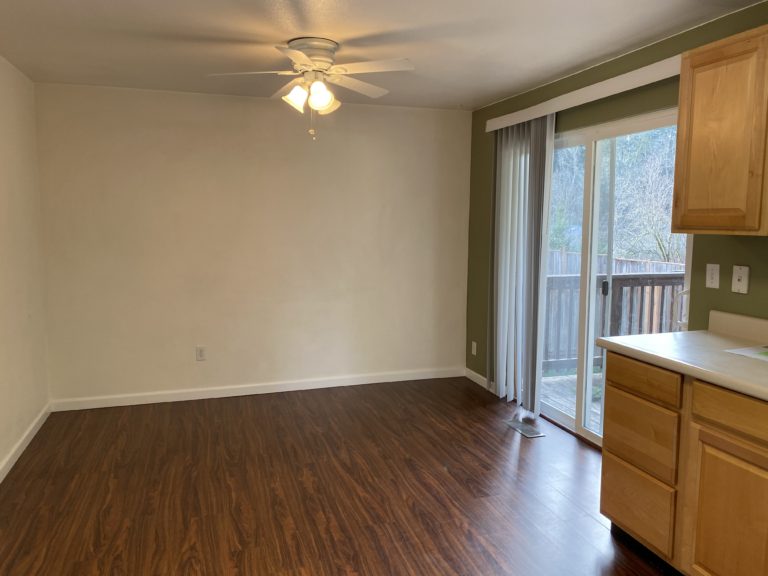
[597, 329, 768, 402]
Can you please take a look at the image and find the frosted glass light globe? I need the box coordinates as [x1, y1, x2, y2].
[282, 85, 308, 113]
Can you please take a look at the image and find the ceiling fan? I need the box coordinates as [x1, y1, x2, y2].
[211, 37, 414, 115]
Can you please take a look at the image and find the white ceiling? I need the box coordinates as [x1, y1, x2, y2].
[0, 0, 758, 110]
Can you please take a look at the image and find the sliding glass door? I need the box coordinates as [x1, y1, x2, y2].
[539, 111, 688, 443]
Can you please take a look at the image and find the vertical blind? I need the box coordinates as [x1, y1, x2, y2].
[491, 114, 554, 417]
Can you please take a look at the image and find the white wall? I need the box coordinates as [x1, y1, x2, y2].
[0, 57, 49, 477]
[37, 84, 471, 403]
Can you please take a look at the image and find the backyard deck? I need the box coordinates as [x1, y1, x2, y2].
[541, 373, 605, 432]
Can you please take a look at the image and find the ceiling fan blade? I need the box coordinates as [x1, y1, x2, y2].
[329, 59, 414, 75]
[209, 70, 298, 77]
[327, 75, 388, 98]
[271, 77, 303, 99]
[276, 45, 315, 67]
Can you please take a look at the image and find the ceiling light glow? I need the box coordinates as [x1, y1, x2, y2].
[308, 80, 335, 111]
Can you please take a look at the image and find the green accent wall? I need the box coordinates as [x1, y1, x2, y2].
[689, 236, 768, 329]
[466, 2, 768, 376]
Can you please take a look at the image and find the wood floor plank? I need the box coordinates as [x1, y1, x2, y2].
[0, 378, 680, 575]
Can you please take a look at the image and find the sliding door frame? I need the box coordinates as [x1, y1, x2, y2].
[539, 108, 681, 447]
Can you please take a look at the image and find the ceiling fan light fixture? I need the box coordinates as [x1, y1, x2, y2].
[282, 85, 308, 113]
[308, 80, 335, 111]
[212, 37, 412, 118]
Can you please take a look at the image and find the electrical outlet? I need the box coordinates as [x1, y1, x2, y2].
[471, 341, 477, 356]
[195, 346, 207, 362]
[732, 265, 750, 294]
[705, 264, 720, 289]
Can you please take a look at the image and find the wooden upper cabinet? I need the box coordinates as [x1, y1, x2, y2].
[673, 25, 768, 235]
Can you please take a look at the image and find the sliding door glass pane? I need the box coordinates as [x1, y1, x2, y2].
[586, 138, 615, 435]
[585, 125, 685, 435]
[540, 143, 585, 421]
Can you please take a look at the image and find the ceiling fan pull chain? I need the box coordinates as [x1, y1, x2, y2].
[309, 108, 317, 140]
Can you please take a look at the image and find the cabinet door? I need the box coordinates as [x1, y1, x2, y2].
[691, 430, 768, 576]
[673, 27, 768, 234]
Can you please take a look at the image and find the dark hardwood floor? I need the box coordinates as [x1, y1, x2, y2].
[0, 378, 679, 575]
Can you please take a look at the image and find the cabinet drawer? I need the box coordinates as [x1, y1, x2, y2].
[601, 451, 676, 559]
[603, 384, 680, 485]
[606, 352, 682, 409]
[692, 381, 768, 446]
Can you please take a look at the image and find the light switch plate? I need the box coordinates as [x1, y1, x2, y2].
[706, 264, 720, 289]
[732, 266, 750, 294]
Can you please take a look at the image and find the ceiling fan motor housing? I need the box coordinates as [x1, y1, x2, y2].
[287, 37, 339, 70]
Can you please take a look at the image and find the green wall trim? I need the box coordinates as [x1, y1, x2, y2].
[555, 77, 680, 133]
[466, 2, 768, 376]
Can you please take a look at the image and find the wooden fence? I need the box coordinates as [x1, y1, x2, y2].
[547, 249, 684, 275]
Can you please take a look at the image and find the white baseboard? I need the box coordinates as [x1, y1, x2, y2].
[49, 366, 467, 412]
[464, 368, 502, 397]
[464, 367, 489, 389]
[0, 404, 50, 485]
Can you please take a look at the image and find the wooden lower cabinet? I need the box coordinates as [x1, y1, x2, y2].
[601, 354, 768, 576]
